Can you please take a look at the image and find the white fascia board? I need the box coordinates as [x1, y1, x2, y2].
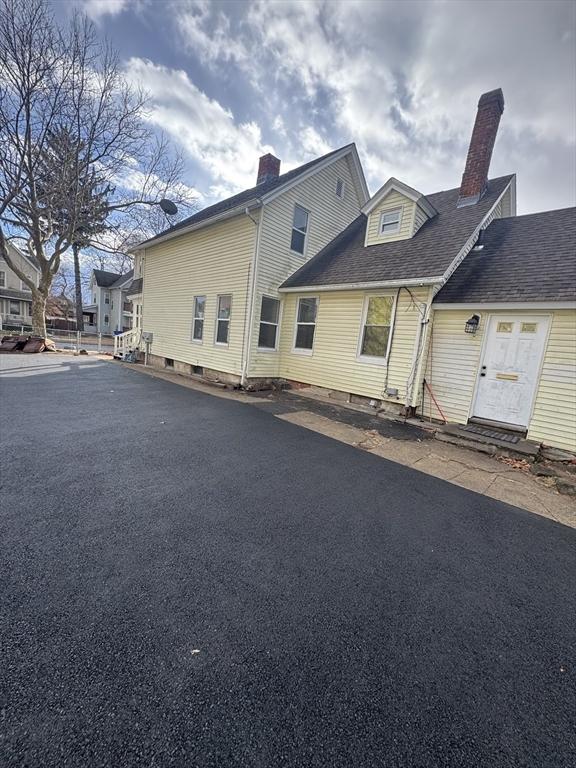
[433, 178, 514, 295]
[361, 177, 437, 218]
[433, 301, 576, 310]
[129, 200, 262, 252]
[278, 276, 444, 293]
[260, 145, 365, 205]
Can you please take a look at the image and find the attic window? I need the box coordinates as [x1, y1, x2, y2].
[380, 208, 402, 236]
[335, 178, 345, 198]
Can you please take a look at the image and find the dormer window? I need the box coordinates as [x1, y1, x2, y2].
[380, 208, 402, 236]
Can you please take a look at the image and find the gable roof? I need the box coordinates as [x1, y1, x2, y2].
[4, 241, 41, 273]
[110, 269, 134, 289]
[135, 144, 368, 250]
[361, 177, 438, 219]
[434, 208, 576, 304]
[280, 175, 514, 290]
[92, 269, 122, 287]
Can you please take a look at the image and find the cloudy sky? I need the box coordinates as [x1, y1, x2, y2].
[60, 0, 575, 214]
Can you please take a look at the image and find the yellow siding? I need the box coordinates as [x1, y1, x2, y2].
[142, 213, 256, 376]
[277, 287, 429, 404]
[424, 308, 576, 452]
[365, 191, 415, 246]
[528, 310, 576, 451]
[249, 155, 364, 377]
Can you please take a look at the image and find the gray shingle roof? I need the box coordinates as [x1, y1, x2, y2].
[435, 208, 576, 303]
[93, 269, 122, 287]
[139, 144, 356, 247]
[281, 175, 514, 289]
[126, 277, 143, 296]
[110, 269, 134, 289]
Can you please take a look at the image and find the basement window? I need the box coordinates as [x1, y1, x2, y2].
[380, 208, 402, 236]
[165, 358, 174, 368]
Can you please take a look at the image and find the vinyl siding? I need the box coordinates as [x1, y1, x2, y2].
[423, 308, 576, 452]
[528, 310, 576, 451]
[142, 212, 257, 376]
[277, 286, 429, 403]
[249, 155, 364, 377]
[413, 204, 429, 236]
[365, 191, 415, 246]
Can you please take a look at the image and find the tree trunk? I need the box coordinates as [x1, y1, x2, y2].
[73, 243, 84, 332]
[31, 287, 47, 338]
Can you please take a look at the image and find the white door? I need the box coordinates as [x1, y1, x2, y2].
[473, 315, 550, 428]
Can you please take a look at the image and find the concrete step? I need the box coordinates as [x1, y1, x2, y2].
[436, 423, 540, 460]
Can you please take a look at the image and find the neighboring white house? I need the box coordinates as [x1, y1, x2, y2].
[0, 242, 40, 329]
[85, 269, 134, 334]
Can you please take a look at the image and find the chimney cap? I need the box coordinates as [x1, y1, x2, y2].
[478, 88, 505, 114]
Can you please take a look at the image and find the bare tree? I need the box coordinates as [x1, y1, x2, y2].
[0, 0, 197, 336]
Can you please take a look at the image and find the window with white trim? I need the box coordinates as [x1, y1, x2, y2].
[104, 314, 109, 325]
[358, 295, 394, 360]
[294, 297, 318, 351]
[192, 295, 205, 342]
[21, 279, 31, 292]
[104, 291, 110, 305]
[335, 178, 345, 198]
[379, 208, 402, 236]
[290, 204, 309, 254]
[215, 294, 231, 345]
[0, 270, 5, 287]
[9, 300, 20, 315]
[258, 296, 280, 349]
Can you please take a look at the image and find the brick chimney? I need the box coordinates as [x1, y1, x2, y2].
[458, 88, 504, 207]
[257, 153, 281, 185]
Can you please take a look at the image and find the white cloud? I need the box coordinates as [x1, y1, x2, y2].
[123, 58, 274, 197]
[170, 0, 575, 212]
[79, 0, 129, 22]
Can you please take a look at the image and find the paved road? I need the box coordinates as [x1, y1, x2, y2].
[1, 355, 574, 767]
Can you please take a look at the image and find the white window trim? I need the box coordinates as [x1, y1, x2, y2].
[9, 299, 20, 315]
[191, 295, 206, 344]
[290, 204, 310, 257]
[214, 294, 232, 347]
[356, 292, 397, 366]
[379, 206, 403, 236]
[0, 270, 5, 287]
[292, 296, 319, 356]
[257, 295, 282, 353]
[21, 280, 31, 292]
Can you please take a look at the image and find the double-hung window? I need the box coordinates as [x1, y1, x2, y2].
[258, 296, 280, 350]
[0, 270, 5, 287]
[294, 297, 318, 352]
[9, 300, 20, 315]
[380, 208, 402, 236]
[290, 204, 309, 255]
[192, 295, 205, 342]
[358, 295, 395, 361]
[104, 291, 110, 305]
[215, 295, 231, 345]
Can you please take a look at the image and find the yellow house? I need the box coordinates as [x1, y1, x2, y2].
[130, 89, 576, 454]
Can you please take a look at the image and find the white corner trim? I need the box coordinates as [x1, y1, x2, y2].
[278, 276, 444, 293]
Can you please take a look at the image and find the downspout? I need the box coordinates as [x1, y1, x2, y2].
[241, 205, 262, 387]
[406, 285, 434, 410]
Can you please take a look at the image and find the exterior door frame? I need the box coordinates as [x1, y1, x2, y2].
[469, 312, 552, 428]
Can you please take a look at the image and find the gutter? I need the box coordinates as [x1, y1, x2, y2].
[278, 276, 443, 293]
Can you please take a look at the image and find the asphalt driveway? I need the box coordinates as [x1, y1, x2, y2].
[1, 354, 574, 767]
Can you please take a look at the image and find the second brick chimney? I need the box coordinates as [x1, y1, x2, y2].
[458, 89, 504, 207]
[257, 153, 281, 185]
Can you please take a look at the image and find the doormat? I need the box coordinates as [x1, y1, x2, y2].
[463, 424, 521, 444]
